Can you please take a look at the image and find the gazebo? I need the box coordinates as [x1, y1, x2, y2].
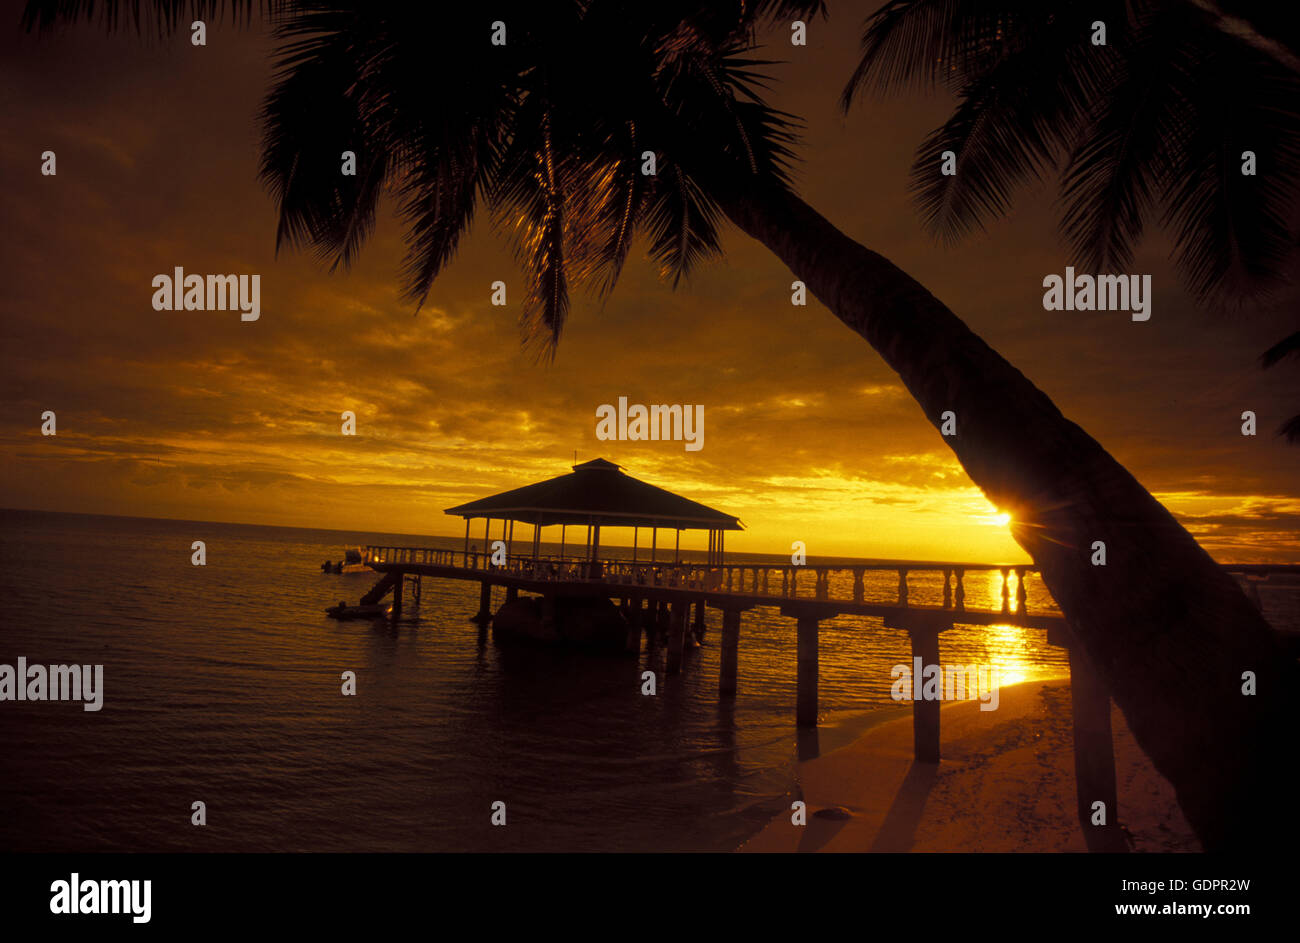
[444, 458, 743, 572]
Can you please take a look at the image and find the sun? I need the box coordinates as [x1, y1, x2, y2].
[992, 512, 1012, 527]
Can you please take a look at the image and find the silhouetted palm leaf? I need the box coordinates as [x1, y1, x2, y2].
[22, 0, 262, 33]
[1058, 4, 1191, 271]
[1260, 331, 1300, 368]
[846, 0, 1300, 440]
[26, 0, 819, 356]
[1156, 11, 1300, 300]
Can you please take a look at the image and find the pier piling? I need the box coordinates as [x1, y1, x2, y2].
[625, 597, 643, 653]
[640, 599, 658, 650]
[908, 621, 942, 762]
[719, 609, 741, 697]
[475, 581, 492, 623]
[796, 614, 819, 727]
[667, 601, 687, 673]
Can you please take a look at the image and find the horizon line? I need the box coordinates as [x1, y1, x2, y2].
[3, 505, 1293, 568]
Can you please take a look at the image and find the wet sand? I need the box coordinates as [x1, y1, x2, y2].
[740, 679, 1200, 853]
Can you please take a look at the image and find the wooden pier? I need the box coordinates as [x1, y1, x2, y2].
[362, 544, 1068, 700]
[342, 458, 1297, 852]
[351, 544, 1296, 852]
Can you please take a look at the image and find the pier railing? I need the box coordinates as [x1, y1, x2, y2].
[363, 545, 1297, 619]
[363, 545, 1054, 615]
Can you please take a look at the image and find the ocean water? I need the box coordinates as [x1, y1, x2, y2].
[0, 509, 1289, 852]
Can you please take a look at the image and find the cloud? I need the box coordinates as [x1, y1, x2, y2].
[0, 13, 1296, 563]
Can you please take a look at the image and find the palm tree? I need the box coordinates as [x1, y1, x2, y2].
[23, 0, 1299, 850]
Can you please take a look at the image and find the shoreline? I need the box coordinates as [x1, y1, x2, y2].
[739, 678, 1200, 853]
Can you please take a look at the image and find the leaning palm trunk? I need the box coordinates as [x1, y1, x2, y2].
[720, 180, 1299, 852]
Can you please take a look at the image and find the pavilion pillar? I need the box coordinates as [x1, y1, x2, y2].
[482, 518, 490, 569]
[667, 600, 687, 673]
[651, 528, 657, 563]
[796, 613, 819, 727]
[719, 609, 741, 697]
[632, 526, 638, 563]
[674, 528, 680, 564]
[463, 518, 470, 565]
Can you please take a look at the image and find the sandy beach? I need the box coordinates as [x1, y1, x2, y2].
[740, 679, 1200, 853]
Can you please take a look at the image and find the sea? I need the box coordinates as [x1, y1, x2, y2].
[0, 509, 1293, 853]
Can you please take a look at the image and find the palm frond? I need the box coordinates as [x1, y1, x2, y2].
[1260, 331, 1300, 368]
[1058, 4, 1194, 271]
[1157, 9, 1300, 302]
[908, 8, 1122, 244]
[842, 0, 1076, 105]
[258, 16, 391, 271]
[1280, 413, 1300, 444]
[21, 0, 264, 34]
[396, 133, 492, 311]
[643, 163, 724, 287]
[32, 0, 818, 358]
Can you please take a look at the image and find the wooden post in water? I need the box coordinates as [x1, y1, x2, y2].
[719, 608, 741, 697]
[796, 613, 819, 727]
[625, 597, 642, 653]
[667, 600, 687, 673]
[475, 580, 492, 623]
[692, 600, 706, 642]
[642, 598, 658, 650]
[391, 570, 404, 621]
[1067, 638, 1122, 852]
[908, 620, 941, 762]
[505, 585, 518, 604]
[541, 593, 556, 639]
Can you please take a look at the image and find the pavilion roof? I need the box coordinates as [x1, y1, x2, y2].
[444, 458, 743, 531]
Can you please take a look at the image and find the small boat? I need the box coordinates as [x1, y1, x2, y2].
[321, 547, 371, 574]
[325, 601, 391, 620]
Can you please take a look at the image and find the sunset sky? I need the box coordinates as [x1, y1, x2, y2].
[2, 4, 1297, 563]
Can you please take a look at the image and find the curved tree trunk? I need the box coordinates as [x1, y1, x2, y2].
[720, 181, 1299, 851]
